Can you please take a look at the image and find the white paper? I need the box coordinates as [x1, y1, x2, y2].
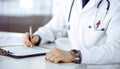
[0, 32, 23, 46]
[1, 46, 50, 56]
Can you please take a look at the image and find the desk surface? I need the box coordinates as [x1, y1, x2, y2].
[0, 32, 120, 69]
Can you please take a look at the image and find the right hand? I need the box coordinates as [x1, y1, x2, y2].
[23, 32, 39, 47]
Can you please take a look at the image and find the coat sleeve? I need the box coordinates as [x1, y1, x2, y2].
[81, 3, 120, 64]
[34, 0, 67, 44]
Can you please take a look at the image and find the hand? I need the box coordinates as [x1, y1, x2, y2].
[23, 32, 39, 47]
[45, 48, 75, 64]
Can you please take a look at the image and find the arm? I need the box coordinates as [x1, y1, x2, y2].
[34, 1, 67, 45]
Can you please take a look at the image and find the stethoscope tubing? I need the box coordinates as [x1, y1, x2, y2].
[68, 0, 110, 31]
[68, 0, 75, 22]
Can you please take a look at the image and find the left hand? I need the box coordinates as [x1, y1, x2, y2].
[45, 48, 75, 64]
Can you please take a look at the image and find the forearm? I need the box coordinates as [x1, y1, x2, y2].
[34, 27, 55, 45]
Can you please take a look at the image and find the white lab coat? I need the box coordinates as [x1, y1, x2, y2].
[34, 0, 120, 64]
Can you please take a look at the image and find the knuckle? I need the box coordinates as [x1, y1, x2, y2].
[52, 48, 58, 51]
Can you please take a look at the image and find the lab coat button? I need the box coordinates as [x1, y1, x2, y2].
[101, 28, 105, 31]
[88, 26, 92, 28]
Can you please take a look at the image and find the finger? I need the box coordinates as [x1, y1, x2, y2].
[45, 48, 59, 62]
[24, 41, 32, 47]
[45, 51, 53, 61]
[49, 54, 57, 63]
[23, 32, 34, 47]
[45, 55, 52, 61]
[54, 57, 62, 64]
[45, 48, 59, 63]
[24, 39, 33, 47]
[31, 36, 38, 45]
[24, 32, 30, 39]
[23, 32, 30, 44]
[50, 55, 59, 63]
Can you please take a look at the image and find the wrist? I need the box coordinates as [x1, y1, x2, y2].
[70, 49, 82, 64]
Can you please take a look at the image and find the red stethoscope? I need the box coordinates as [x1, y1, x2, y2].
[67, 0, 110, 31]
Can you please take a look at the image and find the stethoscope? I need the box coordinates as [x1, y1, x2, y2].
[67, 0, 110, 31]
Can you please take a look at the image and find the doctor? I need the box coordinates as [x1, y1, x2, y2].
[23, 0, 120, 64]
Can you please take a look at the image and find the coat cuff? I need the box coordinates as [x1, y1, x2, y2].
[34, 35, 41, 46]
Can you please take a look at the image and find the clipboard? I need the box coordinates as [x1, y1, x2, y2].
[0, 46, 50, 58]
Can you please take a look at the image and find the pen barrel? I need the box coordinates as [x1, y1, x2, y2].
[29, 26, 33, 47]
[29, 26, 32, 41]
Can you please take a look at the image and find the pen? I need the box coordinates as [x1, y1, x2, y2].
[96, 20, 101, 28]
[29, 26, 33, 47]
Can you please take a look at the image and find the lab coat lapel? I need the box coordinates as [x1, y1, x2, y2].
[82, 0, 101, 12]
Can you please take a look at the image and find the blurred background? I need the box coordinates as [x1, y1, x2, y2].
[0, 0, 53, 33]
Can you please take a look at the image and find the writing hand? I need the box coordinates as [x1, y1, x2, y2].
[23, 32, 39, 47]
